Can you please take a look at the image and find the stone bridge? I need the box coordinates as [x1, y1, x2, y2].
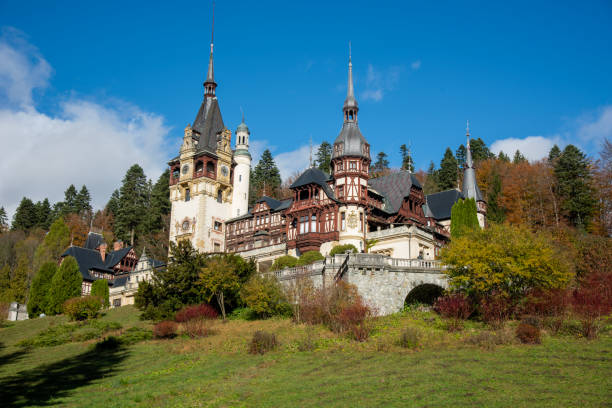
[268, 253, 448, 316]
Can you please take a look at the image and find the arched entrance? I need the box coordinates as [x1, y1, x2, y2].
[405, 283, 444, 306]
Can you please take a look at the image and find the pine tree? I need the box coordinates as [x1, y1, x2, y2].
[106, 189, 120, 217]
[314, 142, 332, 174]
[63, 185, 79, 215]
[423, 161, 440, 195]
[33, 217, 70, 274]
[251, 149, 282, 202]
[554, 144, 596, 227]
[513, 150, 527, 164]
[498, 151, 510, 162]
[27, 261, 57, 316]
[91, 279, 109, 307]
[400, 144, 414, 172]
[12, 197, 37, 231]
[147, 169, 171, 232]
[456, 145, 467, 168]
[487, 173, 505, 223]
[470, 138, 493, 162]
[438, 148, 458, 190]
[0, 264, 11, 302]
[0, 207, 8, 232]
[34, 198, 52, 229]
[548, 144, 561, 163]
[49, 256, 82, 314]
[115, 164, 149, 245]
[75, 185, 92, 216]
[372, 151, 390, 176]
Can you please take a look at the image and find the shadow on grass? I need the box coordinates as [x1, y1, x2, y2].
[0, 339, 129, 407]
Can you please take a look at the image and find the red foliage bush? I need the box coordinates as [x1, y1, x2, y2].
[572, 272, 612, 339]
[153, 321, 178, 339]
[521, 289, 571, 333]
[516, 322, 541, 344]
[174, 303, 218, 323]
[480, 293, 514, 328]
[434, 293, 472, 331]
[337, 299, 373, 341]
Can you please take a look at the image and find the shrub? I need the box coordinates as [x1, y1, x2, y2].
[296, 251, 324, 266]
[120, 327, 153, 345]
[49, 256, 83, 315]
[240, 274, 292, 318]
[480, 292, 514, 329]
[297, 328, 316, 351]
[270, 255, 298, 271]
[248, 330, 278, 355]
[572, 275, 612, 340]
[516, 322, 541, 344]
[153, 321, 178, 339]
[91, 279, 110, 308]
[182, 319, 215, 338]
[228, 307, 257, 321]
[336, 299, 373, 341]
[433, 293, 472, 331]
[174, 303, 218, 322]
[63, 296, 103, 321]
[329, 244, 358, 257]
[521, 289, 570, 334]
[464, 329, 516, 349]
[398, 327, 422, 349]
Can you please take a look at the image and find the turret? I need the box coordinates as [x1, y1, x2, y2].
[462, 121, 487, 228]
[232, 115, 251, 217]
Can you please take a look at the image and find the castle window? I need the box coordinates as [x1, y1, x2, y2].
[341, 212, 346, 231]
[195, 161, 204, 174]
[299, 216, 308, 234]
[214, 242, 221, 252]
[359, 213, 363, 232]
[207, 162, 215, 173]
[214, 221, 222, 232]
[185, 189, 191, 202]
[310, 214, 317, 232]
[172, 168, 179, 179]
[239, 174, 242, 182]
[217, 190, 223, 203]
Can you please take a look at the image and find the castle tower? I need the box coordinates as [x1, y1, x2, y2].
[331, 45, 371, 251]
[232, 116, 251, 217]
[462, 121, 487, 228]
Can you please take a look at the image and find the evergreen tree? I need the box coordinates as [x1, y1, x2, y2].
[314, 141, 332, 174]
[75, 185, 92, 216]
[91, 279, 109, 307]
[400, 144, 415, 172]
[33, 217, 70, 274]
[0, 207, 8, 232]
[548, 144, 561, 163]
[12, 197, 37, 231]
[115, 164, 149, 245]
[470, 138, 493, 162]
[450, 198, 480, 239]
[48, 256, 82, 314]
[487, 173, 505, 223]
[554, 144, 596, 227]
[456, 144, 467, 168]
[513, 150, 527, 164]
[498, 151, 510, 162]
[251, 149, 282, 202]
[9, 251, 30, 303]
[63, 184, 79, 214]
[372, 151, 390, 176]
[106, 189, 120, 217]
[34, 198, 52, 229]
[438, 148, 459, 190]
[147, 169, 171, 232]
[423, 161, 441, 195]
[27, 261, 57, 316]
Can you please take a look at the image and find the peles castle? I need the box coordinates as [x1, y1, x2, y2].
[168, 35, 486, 273]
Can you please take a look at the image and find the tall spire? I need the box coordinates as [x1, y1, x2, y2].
[343, 41, 358, 123]
[204, 1, 217, 97]
[465, 120, 473, 168]
[462, 121, 483, 201]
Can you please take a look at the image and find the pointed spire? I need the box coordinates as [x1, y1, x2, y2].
[204, 1, 217, 97]
[465, 120, 473, 168]
[343, 41, 358, 123]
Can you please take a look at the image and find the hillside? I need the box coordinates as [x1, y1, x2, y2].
[0, 306, 611, 407]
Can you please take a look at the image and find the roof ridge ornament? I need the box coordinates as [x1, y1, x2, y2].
[343, 41, 358, 123]
[204, 0, 217, 97]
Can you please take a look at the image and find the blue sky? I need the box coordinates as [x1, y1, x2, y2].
[1, 0, 611, 214]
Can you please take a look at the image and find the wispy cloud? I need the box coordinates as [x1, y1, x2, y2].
[577, 106, 612, 143]
[360, 64, 401, 102]
[411, 60, 421, 70]
[0, 28, 172, 218]
[490, 136, 564, 162]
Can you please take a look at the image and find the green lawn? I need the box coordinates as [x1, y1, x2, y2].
[1, 306, 611, 407]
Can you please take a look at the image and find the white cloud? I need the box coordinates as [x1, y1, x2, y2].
[275, 144, 317, 181]
[0, 28, 172, 219]
[411, 60, 421, 70]
[577, 105, 612, 143]
[360, 64, 400, 102]
[490, 136, 563, 162]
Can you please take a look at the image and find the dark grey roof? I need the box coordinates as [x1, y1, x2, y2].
[104, 246, 132, 268]
[192, 97, 225, 154]
[290, 167, 338, 201]
[84, 232, 105, 250]
[368, 171, 423, 213]
[110, 275, 129, 287]
[462, 167, 484, 202]
[255, 196, 293, 212]
[61, 247, 113, 281]
[425, 189, 464, 220]
[332, 122, 369, 159]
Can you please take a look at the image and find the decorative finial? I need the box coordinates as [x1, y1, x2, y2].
[349, 41, 352, 63]
[466, 120, 470, 147]
[240, 106, 244, 123]
[211, 0, 215, 45]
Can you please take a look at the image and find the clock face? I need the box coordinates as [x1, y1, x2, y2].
[181, 164, 189, 175]
[221, 165, 229, 177]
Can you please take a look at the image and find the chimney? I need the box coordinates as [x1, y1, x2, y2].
[113, 241, 123, 251]
[99, 243, 107, 262]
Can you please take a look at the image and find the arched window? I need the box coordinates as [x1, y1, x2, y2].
[185, 188, 191, 202]
[206, 162, 215, 173]
[195, 161, 204, 174]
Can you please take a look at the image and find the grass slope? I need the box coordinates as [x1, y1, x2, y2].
[1, 306, 610, 407]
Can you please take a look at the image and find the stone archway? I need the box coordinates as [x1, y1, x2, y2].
[404, 283, 445, 306]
